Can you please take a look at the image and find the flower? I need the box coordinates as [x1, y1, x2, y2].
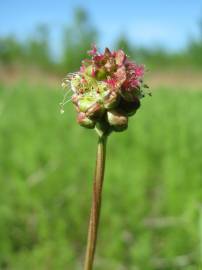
[61, 45, 149, 134]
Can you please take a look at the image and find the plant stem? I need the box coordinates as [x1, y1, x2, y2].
[84, 135, 107, 270]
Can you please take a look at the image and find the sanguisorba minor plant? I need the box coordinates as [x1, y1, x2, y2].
[61, 45, 149, 270]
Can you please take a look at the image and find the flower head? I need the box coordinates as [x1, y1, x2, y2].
[61, 45, 150, 134]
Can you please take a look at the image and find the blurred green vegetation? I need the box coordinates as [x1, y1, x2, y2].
[0, 83, 202, 269]
[1, 6, 202, 270]
[1, 8, 202, 73]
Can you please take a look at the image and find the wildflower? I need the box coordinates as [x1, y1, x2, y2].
[61, 46, 150, 270]
[61, 45, 149, 134]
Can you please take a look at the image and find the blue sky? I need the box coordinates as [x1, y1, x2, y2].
[1, 0, 202, 54]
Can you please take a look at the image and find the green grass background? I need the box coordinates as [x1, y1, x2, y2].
[0, 83, 202, 270]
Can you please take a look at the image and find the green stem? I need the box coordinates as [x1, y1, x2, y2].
[84, 135, 107, 270]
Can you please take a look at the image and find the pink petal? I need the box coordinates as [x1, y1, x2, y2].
[88, 44, 97, 56]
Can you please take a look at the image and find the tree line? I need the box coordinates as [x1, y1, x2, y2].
[0, 8, 202, 74]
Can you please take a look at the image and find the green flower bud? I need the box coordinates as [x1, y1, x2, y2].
[78, 96, 97, 113]
[119, 97, 140, 116]
[96, 67, 107, 80]
[107, 110, 128, 132]
[85, 65, 95, 77]
[77, 112, 95, 129]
